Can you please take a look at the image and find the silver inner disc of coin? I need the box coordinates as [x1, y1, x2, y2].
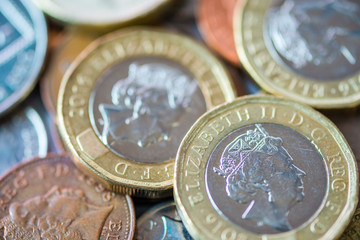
[89, 56, 207, 163]
[205, 123, 327, 234]
[264, 0, 360, 81]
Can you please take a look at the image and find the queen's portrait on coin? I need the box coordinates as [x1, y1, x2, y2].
[214, 124, 306, 231]
[98, 62, 198, 149]
[0, 186, 113, 239]
[267, 0, 360, 72]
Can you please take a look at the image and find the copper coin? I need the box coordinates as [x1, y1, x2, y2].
[0, 155, 135, 239]
[197, 0, 240, 65]
[40, 29, 96, 115]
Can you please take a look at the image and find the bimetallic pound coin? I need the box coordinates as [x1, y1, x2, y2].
[32, 0, 175, 29]
[174, 95, 358, 239]
[235, 0, 360, 109]
[136, 202, 192, 240]
[326, 108, 360, 168]
[0, 106, 47, 176]
[41, 29, 96, 115]
[58, 28, 236, 198]
[197, 0, 240, 65]
[339, 208, 360, 240]
[0, 0, 47, 117]
[0, 155, 135, 239]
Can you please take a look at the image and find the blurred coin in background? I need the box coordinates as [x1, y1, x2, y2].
[32, 0, 177, 30]
[0, 94, 48, 176]
[136, 201, 192, 240]
[0, 0, 47, 117]
[197, 0, 240, 65]
[41, 28, 97, 115]
[235, 0, 360, 109]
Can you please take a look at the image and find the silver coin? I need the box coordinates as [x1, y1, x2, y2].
[265, 0, 360, 81]
[0, 0, 47, 117]
[89, 56, 207, 164]
[0, 103, 48, 176]
[136, 202, 193, 240]
[206, 123, 327, 234]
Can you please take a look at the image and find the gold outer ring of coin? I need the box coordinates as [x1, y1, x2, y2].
[174, 95, 358, 240]
[32, 0, 177, 30]
[57, 27, 236, 198]
[234, 0, 360, 109]
[339, 208, 360, 239]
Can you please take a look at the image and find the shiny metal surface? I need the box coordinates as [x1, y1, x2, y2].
[0, 104, 47, 176]
[136, 202, 192, 240]
[89, 57, 207, 164]
[174, 95, 357, 239]
[206, 123, 327, 234]
[0, 155, 135, 239]
[266, 0, 360, 80]
[0, 0, 47, 116]
[33, 0, 172, 27]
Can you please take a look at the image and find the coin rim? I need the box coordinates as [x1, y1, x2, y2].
[57, 27, 236, 197]
[174, 95, 358, 239]
[0, 0, 48, 117]
[32, 0, 175, 28]
[234, 0, 360, 109]
[0, 153, 136, 240]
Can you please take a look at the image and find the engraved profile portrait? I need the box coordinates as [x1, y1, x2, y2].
[267, 0, 360, 70]
[98, 62, 198, 149]
[0, 186, 113, 239]
[213, 124, 306, 231]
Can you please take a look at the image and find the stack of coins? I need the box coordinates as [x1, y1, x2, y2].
[0, 0, 359, 239]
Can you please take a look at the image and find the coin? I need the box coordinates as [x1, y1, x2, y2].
[40, 29, 96, 115]
[136, 201, 192, 240]
[339, 208, 360, 240]
[326, 108, 360, 170]
[32, 0, 176, 29]
[0, 98, 48, 176]
[58, 28, 236, 198]
[0, 155, 135, 239]
[197, 0, 240, 65]
[0, 0, 47, 117]
[174, 95, 358, 239]
[235, 0, 360, 109]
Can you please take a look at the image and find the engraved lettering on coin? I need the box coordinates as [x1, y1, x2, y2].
[265, 0, 360, 80]
[206, 123, 327, 234]
[89, 57, 207, 163]
[0, 186, 113, 239]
